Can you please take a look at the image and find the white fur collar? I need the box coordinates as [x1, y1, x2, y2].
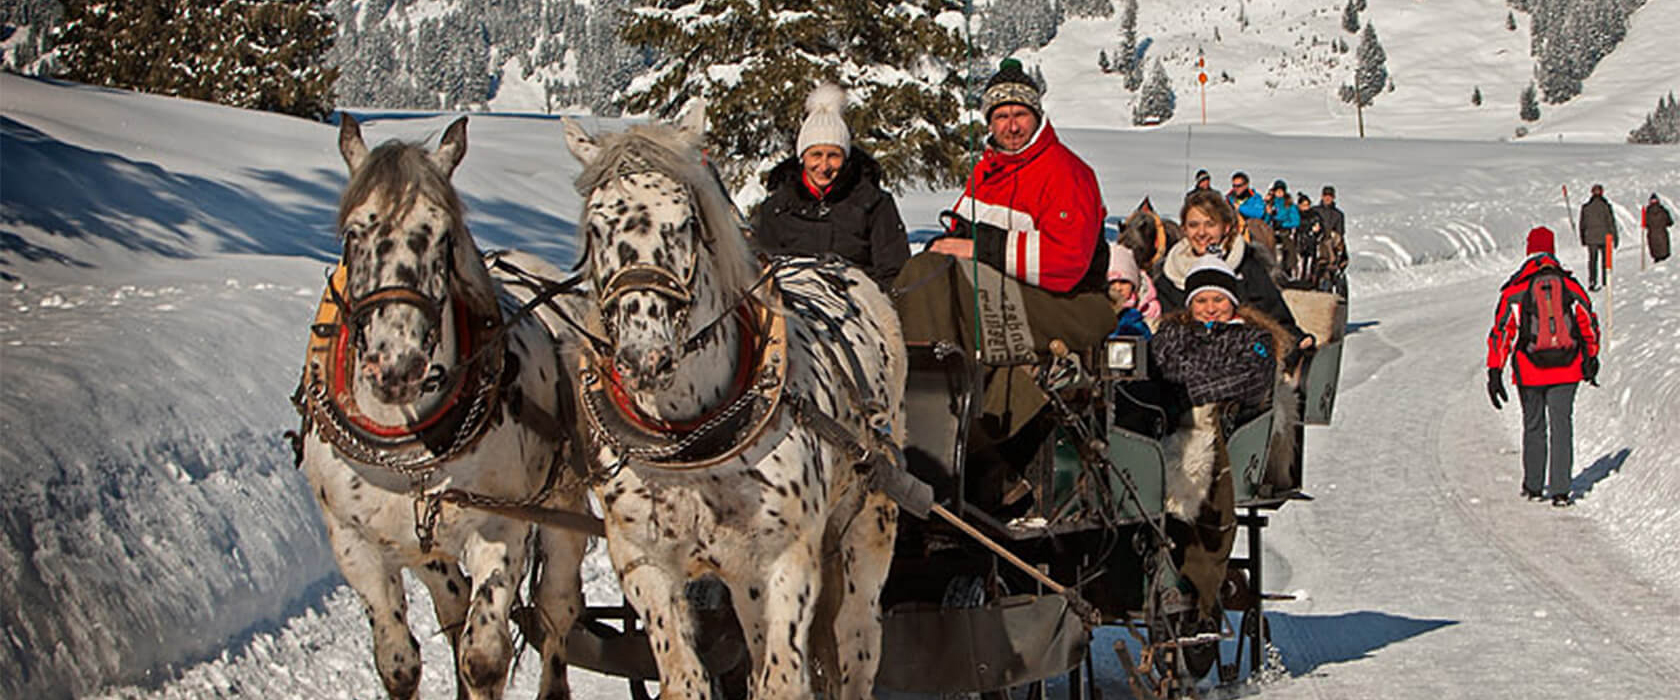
[1162, 233, 1248, 288]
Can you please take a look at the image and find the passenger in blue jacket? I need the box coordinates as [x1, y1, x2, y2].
[1227, 171, 1267, 221]
[1262, 179, 1299, 232]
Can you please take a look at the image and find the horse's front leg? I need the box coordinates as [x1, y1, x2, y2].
[829, 492, 898, 699]
[457, 524, 528, 699]
[531, 516, 590, 700]
[611, 536, 711, 699]
[326, 520, 423, 700]
[414, 558, 473, 700]
[749, 532, 823, 699]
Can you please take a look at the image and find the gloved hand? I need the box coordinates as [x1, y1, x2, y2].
[1581, 355, 1600, 386]
[1487, 367, 1507, 410]
[938, 210, 1006, 241]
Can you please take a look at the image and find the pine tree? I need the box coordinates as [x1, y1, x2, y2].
[1341, 0, 1360, 34]
[1520, 82, 1541, 122]
[1098, 49, 1110, 73]
[618, 0, 968, 189]
[1116, 0, 1138, 83]
[1132, 58, 1174, 125]
[1, 0, 65, 71]
[1506, 11, 1517, 31]
[54, 0, 339, 120]
[1530, 0, 1637, 105]
[1627, 91, 1680, 144]
[1341, 22, 1386, 109]
[1062, 0, 1112, 19]
[981, 0, 1061, 56]
[1472, 86, 1483, 106]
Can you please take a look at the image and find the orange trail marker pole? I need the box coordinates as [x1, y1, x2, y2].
[1198, 55, 1208, 125]
[1605, 232, 1613, 352]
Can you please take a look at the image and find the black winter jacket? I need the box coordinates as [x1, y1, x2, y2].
[1579, 194, 1618, 247]
[1312, 203, 1344, 237]
[753, 150, 910, 289]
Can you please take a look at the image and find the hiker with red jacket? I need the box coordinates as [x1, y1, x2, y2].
[1486, 226, 1601, 507]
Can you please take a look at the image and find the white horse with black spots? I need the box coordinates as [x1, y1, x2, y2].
[293, 115, 589, 700]
[560, 111, 907, 699]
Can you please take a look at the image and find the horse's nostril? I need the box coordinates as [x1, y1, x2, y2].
[395, 353, 428, 383]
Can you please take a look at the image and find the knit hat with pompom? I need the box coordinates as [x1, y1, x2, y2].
[796, 84, 850, 156]
[981, 58, 1042, 120]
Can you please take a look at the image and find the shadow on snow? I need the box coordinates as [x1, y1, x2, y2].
[1261, 609, 1457, 676]
[1569, 446, 1631, 500]
[0, 116, 582, 276]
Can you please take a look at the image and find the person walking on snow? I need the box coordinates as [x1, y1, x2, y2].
[1578, 184, 1618, 291]
[1643, 193, 1671, 263]
[1486, 226, 1601, 507]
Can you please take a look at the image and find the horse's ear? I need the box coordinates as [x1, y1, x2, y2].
[339, 113, 369, 174]
[675, 98, 707, 143]
[432, 116, 469, 177]
[563, 117, 599, 166]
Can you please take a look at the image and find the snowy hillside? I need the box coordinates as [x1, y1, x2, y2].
[1020, 0, 1678, 142]
[4, 73, 1680, 699]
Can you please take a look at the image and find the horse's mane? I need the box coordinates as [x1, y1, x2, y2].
[573, 123, 759, 305]
[338, 141, 467, 236]
[337, 139, 494, 312]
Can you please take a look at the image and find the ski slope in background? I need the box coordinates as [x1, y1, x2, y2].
[3, 72, 1679, 698]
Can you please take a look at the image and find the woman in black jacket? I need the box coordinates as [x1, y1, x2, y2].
[752, 84, 910, 290]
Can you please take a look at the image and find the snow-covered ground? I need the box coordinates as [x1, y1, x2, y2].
[1025, 0, 1679, 143]
[4, 71, 1679, 699]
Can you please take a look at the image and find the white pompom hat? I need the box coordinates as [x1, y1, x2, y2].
[796, 84, 851, 156]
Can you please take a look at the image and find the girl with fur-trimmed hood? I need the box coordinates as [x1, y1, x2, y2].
[1148, 255, 1299, 624]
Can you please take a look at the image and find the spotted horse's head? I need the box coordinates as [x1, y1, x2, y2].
[334, 115, 492, 405]
[563, 107, 758, 394]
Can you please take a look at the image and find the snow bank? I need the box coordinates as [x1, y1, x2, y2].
[1574, 260, 1680, 594]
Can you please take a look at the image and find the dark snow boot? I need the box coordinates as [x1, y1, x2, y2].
[1522, 487, 1545, 501]
[1551, 494, 1572, 507]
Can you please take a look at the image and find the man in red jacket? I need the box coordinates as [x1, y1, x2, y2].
[894, 59, 1114, 487]
[928, 58, 1110, 296]
[1486, 226, 1601, 506]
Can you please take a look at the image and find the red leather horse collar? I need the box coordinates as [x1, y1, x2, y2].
[580, 292, 789, 471]
[293, 265, 505, 475]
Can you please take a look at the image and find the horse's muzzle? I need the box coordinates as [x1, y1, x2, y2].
[363, 349, 432, 404]
[614, 344, 676, 392]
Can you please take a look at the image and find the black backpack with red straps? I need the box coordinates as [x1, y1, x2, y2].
[1519, 266, 1580, 367]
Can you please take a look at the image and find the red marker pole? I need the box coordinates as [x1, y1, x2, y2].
[1605, 232, 1614, 352]
[1197, 55, 1208, 125]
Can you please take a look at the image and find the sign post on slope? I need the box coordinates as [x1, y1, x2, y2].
[1562, 184, 1575, 234]
[1198, 53, 1208, 125]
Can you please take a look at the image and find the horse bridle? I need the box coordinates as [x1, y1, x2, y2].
[328, 222, 457, 359]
